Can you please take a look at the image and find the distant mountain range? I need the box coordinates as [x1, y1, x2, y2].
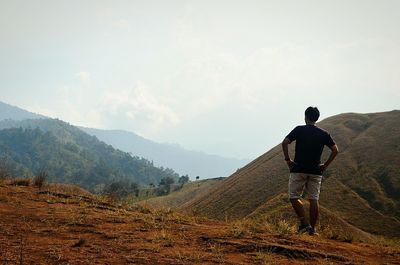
[0, 101, 249, 180]
[80, 127, 249, 180]
[0, 101, 46, 120]
[149, 110, 400, 237]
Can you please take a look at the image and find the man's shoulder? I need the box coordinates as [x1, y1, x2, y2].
[315, 126, 330, 135]
[293, 125, 307, 130]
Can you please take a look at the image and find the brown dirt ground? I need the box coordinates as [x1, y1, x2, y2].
[0, 183, 399, 265]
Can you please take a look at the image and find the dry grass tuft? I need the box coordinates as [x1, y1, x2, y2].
[152, 228, 175, 247]
[10, 178, 31, 186]
[319, 224, 355, 243]
[251, 214, 297, 236]
[274, 220, 296, 235]
[227, 218, 272, 238]
[129, 203, 153, 214]
[251, 252, 278, 265]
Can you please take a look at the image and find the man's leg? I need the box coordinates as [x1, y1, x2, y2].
[290, 198, 308, 225]
[288, 173, 309, 227]
[304, 174, 322, 234]
[309, 199, 319, 228]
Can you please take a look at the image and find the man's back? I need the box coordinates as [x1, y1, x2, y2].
[286, 124, 335, 175]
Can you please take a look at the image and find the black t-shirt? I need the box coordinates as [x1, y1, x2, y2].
[286, 124, 336, 175]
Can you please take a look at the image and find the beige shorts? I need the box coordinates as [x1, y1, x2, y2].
[288, 173, 322, 200]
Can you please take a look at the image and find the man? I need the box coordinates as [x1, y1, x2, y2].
[282, 107, 339, 235]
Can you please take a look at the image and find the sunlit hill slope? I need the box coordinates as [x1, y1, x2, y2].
[159, 111, 400, 237]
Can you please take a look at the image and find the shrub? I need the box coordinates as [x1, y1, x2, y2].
[33, 171, 48, 189]
[102, 180, 139, 201]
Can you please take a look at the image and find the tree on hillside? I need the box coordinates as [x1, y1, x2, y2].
[157, 176, 175, 195]
[178, 175, 190, 185]
[159, 176, 175, 186]
[102, 180, 139, 200]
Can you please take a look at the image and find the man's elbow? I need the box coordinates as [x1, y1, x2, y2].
[332, 145, 339, 154]
[282, 138, 291, 146]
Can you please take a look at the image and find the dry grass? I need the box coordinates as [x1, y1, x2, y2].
[316, 259, 336, 265]
[10, 177, 31, 186]
[152, 228, 175, 247]
[259, 214, 297, 236]
[206, 242, 225, 262]
[226, 216, 297, 239]
[319, 224, 355, 243]
[0, 183, 399, 264]
[274, 220, 296, 235]
[251, 252, 278, 265]
[142, 178, 224, 210]
[174, 251, 206, 263]
[45, 183, 92, 197]
[227, 218, 272, 238]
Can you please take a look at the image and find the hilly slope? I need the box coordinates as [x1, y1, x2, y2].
[142, 178, 225, 210]
[80, 127, 249, 179]
[180, 111, 400, 237]
[0, 119, 178, 190]
[0, 101, 46, 121]
[143, 178, 377, 242]
[1, 181, 399, 264]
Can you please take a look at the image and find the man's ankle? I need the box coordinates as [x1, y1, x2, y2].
[300, 217, 308, 226]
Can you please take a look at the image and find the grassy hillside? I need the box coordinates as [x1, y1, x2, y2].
[180, 111, 400, 237]
[0, 119, 179, 190]
[143, 178, 379, 242]
[1, 180, 399, 264]
[249, 192, 379, 243]
[142, 178, 225, 210]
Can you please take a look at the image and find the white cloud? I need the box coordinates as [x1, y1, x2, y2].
[75, 72, 92, 83]
[100, 81, 180, 137]
[111, 18, 130, 29]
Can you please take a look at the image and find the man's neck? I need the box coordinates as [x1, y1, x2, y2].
[305, 122, 316, 126]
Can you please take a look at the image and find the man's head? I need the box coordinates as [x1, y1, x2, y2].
[305, 107, 320, 123]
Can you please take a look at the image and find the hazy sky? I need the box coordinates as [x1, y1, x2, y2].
[1, 0, 399, 159]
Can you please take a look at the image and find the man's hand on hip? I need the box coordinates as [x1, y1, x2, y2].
[286, 160, 295, 170]
[319, 164, 327, 173]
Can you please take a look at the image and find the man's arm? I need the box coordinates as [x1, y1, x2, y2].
[282, 137, 295, 168]
[320, 144, 339, 172]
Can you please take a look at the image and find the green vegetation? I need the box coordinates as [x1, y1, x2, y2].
[0, 119, 179, 192]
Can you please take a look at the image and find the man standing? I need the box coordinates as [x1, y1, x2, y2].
[282, 107, 339, 235]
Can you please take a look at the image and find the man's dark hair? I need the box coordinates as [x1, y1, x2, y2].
[305, 107, 320, 122]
